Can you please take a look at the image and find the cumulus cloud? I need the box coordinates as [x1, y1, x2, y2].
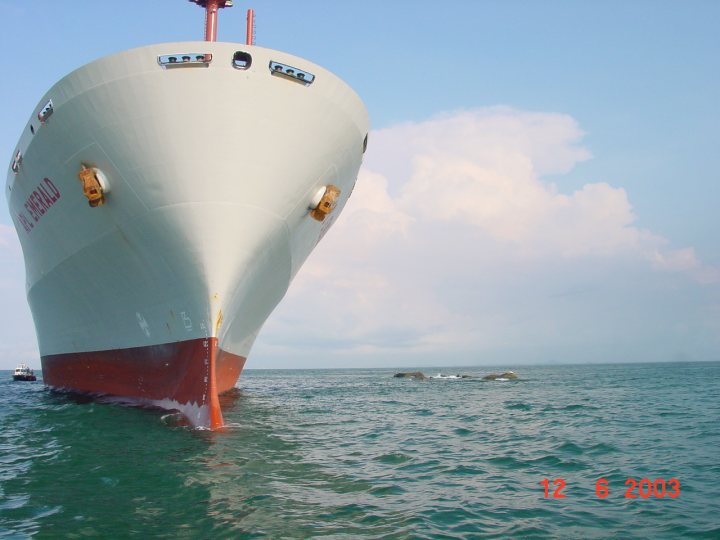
[256, 108, 718, 365]
[381, 109, 655, 260]
[650, 247, 720, 284]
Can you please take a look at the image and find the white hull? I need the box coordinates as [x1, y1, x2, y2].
[6, 41, 368, 426]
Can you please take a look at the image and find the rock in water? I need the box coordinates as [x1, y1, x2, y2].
[482, 371, 518, 381]
[393, 372, 428, 380]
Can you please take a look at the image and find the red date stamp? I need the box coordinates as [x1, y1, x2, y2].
[541, 478, 680, 499]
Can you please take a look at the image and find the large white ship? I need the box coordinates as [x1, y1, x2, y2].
[5, 1, 368, 428]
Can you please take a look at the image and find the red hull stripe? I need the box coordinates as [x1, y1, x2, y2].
[41, 338, 246, 429]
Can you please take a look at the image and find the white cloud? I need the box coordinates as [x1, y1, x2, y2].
[650, 247, 720, 284]
[387, 110, 654, 259]
[256, 107, 719, 365]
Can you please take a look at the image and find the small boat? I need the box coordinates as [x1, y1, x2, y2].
[13, 364, 37, 381]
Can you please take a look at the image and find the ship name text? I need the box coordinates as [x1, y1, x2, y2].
[18, 177, 61, 233]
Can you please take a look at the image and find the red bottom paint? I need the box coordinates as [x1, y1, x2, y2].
[41, 338, 246, 429]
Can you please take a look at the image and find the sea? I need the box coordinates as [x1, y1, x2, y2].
[1, 361, 718, 539]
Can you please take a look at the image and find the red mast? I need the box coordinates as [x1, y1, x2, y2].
[190, 0, 234, 42]
[246, 8, 255, 45]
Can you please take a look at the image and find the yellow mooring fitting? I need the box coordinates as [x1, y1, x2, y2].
[77, 164, 107, 207]
[310, 185, 340, 222]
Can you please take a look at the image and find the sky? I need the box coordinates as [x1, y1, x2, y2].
[1, 1, 719, 369]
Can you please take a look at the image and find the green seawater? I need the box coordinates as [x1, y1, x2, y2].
[1, 362, 719, 539]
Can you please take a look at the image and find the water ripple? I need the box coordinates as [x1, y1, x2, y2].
[0, 363, 719, 538]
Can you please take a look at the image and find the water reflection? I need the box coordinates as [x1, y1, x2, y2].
[0, 377, 253, 537]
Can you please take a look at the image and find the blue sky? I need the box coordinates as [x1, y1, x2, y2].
[1, 1, 718, 369]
